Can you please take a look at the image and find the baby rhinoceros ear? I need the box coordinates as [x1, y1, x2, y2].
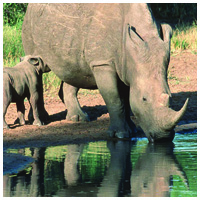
[27, 57, 42, 75]
[28, 57, 40, 66]
[28, 56, 50, 73]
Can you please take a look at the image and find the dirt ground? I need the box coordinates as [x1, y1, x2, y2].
[3, 50, 197, 150]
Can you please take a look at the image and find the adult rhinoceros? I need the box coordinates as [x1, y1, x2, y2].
[22, 3, 188, 142]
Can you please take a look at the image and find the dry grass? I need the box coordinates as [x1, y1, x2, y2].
[171, 23, 197, 54]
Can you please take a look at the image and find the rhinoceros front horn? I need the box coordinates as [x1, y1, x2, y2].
[161, 98, 189, 130]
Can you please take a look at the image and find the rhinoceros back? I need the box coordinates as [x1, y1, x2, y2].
[22, 4, 123, 87]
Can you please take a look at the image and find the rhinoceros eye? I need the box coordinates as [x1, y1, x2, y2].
[143, 97, 147, 101]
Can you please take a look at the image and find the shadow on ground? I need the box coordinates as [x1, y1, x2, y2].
[171, 91, 197, 122]
[48, 105, 108, 124]
[48, 91, 196, 124]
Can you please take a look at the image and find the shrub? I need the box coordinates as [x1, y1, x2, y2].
[3, 23, 25, 63]
[3, 3, 28, 26]
[150, 3, 197, 24]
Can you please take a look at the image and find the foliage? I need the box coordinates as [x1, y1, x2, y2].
[171, 22, 197, 54]
[3, 23, 25, 62]
[3, 3, 28, 26]
[150, 3, 197, 24]
[42, 72, 62, 97]
[3, 3, 197, 26]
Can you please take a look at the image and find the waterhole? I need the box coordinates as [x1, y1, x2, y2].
[3, 132, 197, 197]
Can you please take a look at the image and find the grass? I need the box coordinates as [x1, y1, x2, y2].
[3, 21, 197, 96]
[42, 72, 62, 97]
[3, 22, 24, 63]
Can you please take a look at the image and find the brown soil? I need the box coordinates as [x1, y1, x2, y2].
[3, 51, 197, 149]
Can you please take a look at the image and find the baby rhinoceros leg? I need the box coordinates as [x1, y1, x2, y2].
[3, 73, 11, 129]
[3, 98, 10, 129]
[16, 100, 26, 125]
[29, 92, 43, 126]
[3, 110, 10, 129]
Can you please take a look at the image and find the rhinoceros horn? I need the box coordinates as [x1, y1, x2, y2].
[159, 98, 189, 130]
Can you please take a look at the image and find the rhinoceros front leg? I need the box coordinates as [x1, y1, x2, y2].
[93, 66, 136, 138]
[16, 100, 26, 125]
[59, 81, 89, 122]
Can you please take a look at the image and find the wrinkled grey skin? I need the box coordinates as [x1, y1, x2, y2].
[3, 55, 50, 129]
[22, 3, 188, 142]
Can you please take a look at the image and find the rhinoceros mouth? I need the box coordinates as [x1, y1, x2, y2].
[148, 129, 175, 143]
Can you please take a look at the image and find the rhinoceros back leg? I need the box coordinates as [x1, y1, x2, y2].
[59, 81, 89, 122]
[92, 65, 136, 138]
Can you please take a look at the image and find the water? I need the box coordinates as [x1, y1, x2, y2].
[3, 132, 197, 197]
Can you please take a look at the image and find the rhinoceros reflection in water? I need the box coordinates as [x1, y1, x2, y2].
[64, 144, 85, 186]
[3, 141, 188, 197]
[97, 141, 188, 197]
[129, 143, 188, 197]
[55, 141, 189, 197]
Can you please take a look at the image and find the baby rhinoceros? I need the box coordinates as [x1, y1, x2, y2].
[3, 55, 50, 129]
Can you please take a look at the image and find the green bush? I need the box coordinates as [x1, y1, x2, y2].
[3, 3, 197, 26]
[150, 3, 197, 24]
[3, 23, 25, 64]
[3, 3, 28, 26]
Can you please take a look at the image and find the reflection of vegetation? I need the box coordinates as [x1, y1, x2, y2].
[79, 142, 110, 182]
[44, 161, 65, 195]
[172, 133, 197, 197]
[45, 145, 68, 161]
[131, 138, 148, 167]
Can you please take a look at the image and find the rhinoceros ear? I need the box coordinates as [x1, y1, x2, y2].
[128, 25, 145, 45]
[160, 23, 172, 43]
[127, 24, 148, 53]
